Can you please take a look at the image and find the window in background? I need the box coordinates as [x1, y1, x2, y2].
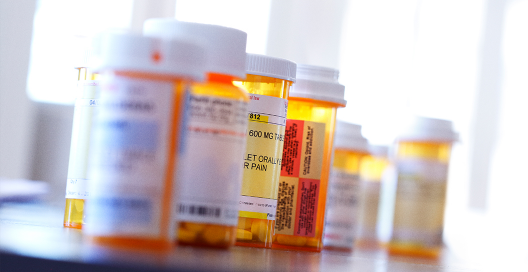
[26, 0, 134, 105]
[337, 0, 418, 145]
[175, 0, 271, 54]
[27, 0, 271, 104]
[484, 0, 528, 262]
[337, 0, 483, 146]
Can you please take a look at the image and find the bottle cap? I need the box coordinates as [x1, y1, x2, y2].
[290, 64, 346, 106]
[91, 32, 206, 81]
[143, 19, 247, 79]
[397, 115, 458, 142]
[245, 53, 297, 82]
[334, 121, 368, 152]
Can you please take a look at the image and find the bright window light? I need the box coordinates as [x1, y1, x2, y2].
[337, 0, 418, 145]
[175, 0, 271, 54]
[338, 0, 482, 146]
[486, 0, 528, 257]
[410, 0, 482, 125]
[27, 0, 271, 104]
[26, 0, 133, 105]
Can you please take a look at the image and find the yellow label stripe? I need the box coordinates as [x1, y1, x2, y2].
[239, 210, 268, 219]
[248, 114, 269, 123]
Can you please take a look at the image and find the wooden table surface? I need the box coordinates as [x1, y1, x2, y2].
[0, 202, 514, 272]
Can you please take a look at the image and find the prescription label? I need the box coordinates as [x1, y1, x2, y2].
[86, 75, 177, 237]
[177, 94, 248, 226]
[323, 170, 360, 248]
[239, 94, 287, 220]
[275, 120, 325, 237]
[281, 120, 325, 179]
[391, 159, 448, 247]
[65, 82, 99, 200]
[275, 177, 320, 237]
[65, 179, 89, 199]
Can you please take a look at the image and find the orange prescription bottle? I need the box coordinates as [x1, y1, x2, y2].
[144, 19, 249, 249]
[84, 32, 206, 250]
[64, 66, 99, 229]
[233, 53, 296, 248]
[272, 65, 346, 252]
[387, 116, 457, 258]
[323, 121, 368, 252]
[355, 144, 389, 248]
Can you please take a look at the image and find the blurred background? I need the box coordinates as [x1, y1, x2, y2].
[1, 0, 527, 267]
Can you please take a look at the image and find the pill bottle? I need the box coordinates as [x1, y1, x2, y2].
[233, 53, 296, 248]
[387, 116, 457, 258]
[63, 64, 99, 229]
[323, 121, 368, 252]
[272, 64, 346, 252]
[144, 19, 249, 249]
[355, 144, 389, 248]
[84, 32, 206, 250]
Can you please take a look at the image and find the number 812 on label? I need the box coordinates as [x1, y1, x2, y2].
[249, 113, 261, 121]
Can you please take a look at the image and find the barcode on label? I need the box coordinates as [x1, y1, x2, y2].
[179, 204, 221, 218]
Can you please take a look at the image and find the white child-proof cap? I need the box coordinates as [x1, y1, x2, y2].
[334, 121, 369, 152]
[245, 53, 297, 82]
[143, 18, 247, 79]
[397, 115, 459, 142]
[290, 64, 346, 106]
[91, 32, 206, 81]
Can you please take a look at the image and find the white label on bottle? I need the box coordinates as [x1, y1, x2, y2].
[177, 94, 248, 226]
[239, 94, 287, 220]
[75, 98, 98, 107]
[323, 169, 361, 248]
[65, 82, 99, 200]
[247, 93, 287, 125]
[391, 159, 449, 247]
[65, 178, 89, 199]
[238, 195, 278, 219]
[356, 180, 381, 240]
[85, 75, 176, 238]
